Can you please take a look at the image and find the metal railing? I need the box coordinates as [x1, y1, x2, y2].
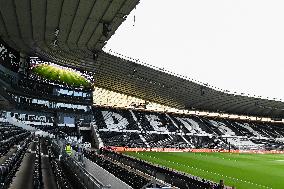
[63, 154, 110, 189]
[51, 140, 110, 189]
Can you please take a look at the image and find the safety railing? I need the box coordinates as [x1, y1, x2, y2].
[51, 140, 110, 189]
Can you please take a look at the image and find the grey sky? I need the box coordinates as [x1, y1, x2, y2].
[105, 0, 284, 101]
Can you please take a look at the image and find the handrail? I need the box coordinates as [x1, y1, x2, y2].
[51, 141, 110, 189]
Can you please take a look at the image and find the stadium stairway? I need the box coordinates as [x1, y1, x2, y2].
[40, 138, 57, 189]
[90, 122, 104, 148]
[84, 156, 131, 189]
[193, 116, 217, 134]
[208, 120, 236, 136]
[9, 142, 36, 189]
[222, 120, 244, 136]
[165, 114, 192, 146]
[129, 110, 150, 148]
[235, 122, 264, 138]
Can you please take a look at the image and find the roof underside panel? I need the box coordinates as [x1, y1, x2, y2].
[0, 0, 139, 63]
[94, 52, 284, 119]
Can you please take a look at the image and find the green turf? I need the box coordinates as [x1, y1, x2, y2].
[32, 64, 91, 88]
[124, 152, 284, 189]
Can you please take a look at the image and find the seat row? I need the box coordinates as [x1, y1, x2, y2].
[85, 151, 150, 188]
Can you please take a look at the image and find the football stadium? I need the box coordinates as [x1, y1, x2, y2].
[0, 0, 284, 189]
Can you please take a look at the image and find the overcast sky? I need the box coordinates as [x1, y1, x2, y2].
[105, 0, 284, 101]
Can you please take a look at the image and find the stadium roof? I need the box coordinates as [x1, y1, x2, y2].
[0, 0, 139, 64]
[94, 52, 284, 119]
[1, 0, 284, 119]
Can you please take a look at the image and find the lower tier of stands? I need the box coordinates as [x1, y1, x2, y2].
[93, 106, 284, 151]
[97, 149, 226, 189]
[0, 119, 81, 189]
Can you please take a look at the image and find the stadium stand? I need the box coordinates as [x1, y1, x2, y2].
[0, 122, 31, 157]
[0, 116, 84, 189]
[0, 120, 32, 189]
[98, 149, 224, 189]
[48, 146, 73, 189]
[93, 106, 284, 151]
[1, 1, 284, 188]
[85, 150, 156, 189]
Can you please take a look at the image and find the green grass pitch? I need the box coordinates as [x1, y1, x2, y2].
[124, 152, 284, 189]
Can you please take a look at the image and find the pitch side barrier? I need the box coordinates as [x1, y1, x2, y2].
[110, 147, 284, 154]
